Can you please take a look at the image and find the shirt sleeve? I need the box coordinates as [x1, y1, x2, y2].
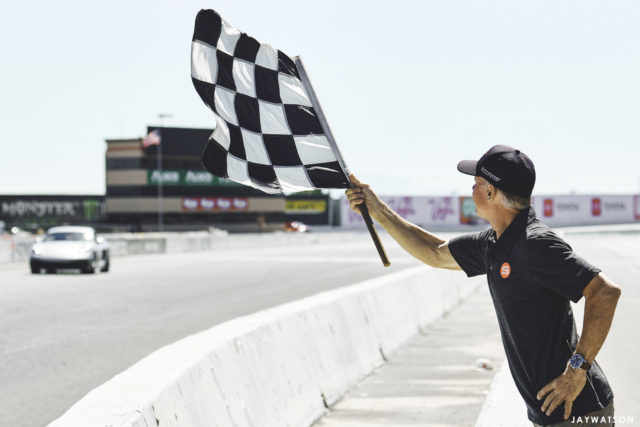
[526, 233, 601, 303]
[448, 229, 491, 277]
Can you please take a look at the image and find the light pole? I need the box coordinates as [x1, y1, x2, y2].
[157, 113, 173, 232]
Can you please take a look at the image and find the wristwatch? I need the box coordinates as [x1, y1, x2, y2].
[568, 353, 591, 371]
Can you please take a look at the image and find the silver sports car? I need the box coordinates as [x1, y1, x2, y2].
[30, 226, 110, 274]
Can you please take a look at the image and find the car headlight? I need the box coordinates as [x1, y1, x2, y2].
[31, 246, 42, 255]
[78, 247, 92, 256]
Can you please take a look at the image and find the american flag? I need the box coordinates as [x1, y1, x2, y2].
[142, 129, 161, 148]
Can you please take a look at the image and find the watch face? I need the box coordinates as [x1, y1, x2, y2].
[570, 354, 584, 368]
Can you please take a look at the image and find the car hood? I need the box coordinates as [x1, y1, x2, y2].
[34, 241, 94, 259]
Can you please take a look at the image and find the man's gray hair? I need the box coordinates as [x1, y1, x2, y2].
[499, 190, 531, 211]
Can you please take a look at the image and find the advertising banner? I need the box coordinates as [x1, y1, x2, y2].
[340, 196, 460, 228]
[0, 196, 106, 226]
[459, 197, 488, 226]
[532, 195, 640, 226]
[181, 197, 249, 212]
[285, 200, 327, 214]
[341, 194, 640, 229]
[147, 170, 242, 187]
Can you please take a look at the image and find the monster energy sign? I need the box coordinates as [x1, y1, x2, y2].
[0, 196, 105, 225]
[147, 170, 241, 186]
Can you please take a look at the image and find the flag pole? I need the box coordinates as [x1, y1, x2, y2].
[157, 130, 163, 233]
[293, 57, 390, 267]
[157, 113, 173, 232]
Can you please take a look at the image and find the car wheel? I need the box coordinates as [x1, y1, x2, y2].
[46, 268, 56, 274]
[82, 255, 97, 274]
[101, 253, 110, 272]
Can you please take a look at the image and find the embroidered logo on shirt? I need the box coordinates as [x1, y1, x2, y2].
[500, 262, 511, 279]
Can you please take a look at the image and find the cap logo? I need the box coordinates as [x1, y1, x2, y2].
[500, 262, 511, 279]
[481, 167, 501, 182]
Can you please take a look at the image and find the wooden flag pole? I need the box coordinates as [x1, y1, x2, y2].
[356, 201, 391, 267]
[294, 57, 390, 267]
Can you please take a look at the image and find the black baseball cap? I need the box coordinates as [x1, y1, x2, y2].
[457, 145, 536, 198]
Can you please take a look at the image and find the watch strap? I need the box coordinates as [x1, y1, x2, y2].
[579, 359, 592, 371]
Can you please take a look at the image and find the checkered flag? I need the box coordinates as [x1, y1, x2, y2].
[191, 9, 351, 194]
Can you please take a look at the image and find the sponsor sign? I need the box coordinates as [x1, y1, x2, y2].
[341, 194, 640, 229]
[285, 200, 327, 214]
[591, 198, 602, 216]
[0, 198, 105, 222]
[181, 197, 249, 212]
[148, 170, 181, 185]
[543, 198, 554, 217]
[459, 197, 487, 225]
[147, 170, 241, 186]
[341, 196, 460, 228]
[533, 195, 637, 226]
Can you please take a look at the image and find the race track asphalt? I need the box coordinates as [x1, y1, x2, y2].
[0, 233, 418, 427]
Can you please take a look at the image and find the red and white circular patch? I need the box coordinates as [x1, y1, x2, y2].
[500, 262, 511, 279]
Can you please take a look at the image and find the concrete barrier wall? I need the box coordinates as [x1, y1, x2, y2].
[0, 230, 371, 263]
[49, 266, 483, 427]
[5, 223, 640, 264]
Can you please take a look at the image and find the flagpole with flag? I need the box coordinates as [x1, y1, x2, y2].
[142, 128, 163, 231]
[190, 9, 390, 266]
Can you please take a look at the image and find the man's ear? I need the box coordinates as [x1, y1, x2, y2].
[486, 184, 497, 201]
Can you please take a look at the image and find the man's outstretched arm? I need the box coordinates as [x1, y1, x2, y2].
[345, 174, 461, 270]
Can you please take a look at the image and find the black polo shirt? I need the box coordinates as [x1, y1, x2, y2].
[449, 207, 613, 425]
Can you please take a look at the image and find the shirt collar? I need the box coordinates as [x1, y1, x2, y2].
[488, 206, 537, 250]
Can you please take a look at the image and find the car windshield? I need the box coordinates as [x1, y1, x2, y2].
[44, 232, 93, 242]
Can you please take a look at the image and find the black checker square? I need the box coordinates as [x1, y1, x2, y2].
[234, 33, 260, 62]
[227, 123, 246, 160]
[277, 50, 300, 79]
[247, 162, 279, 190]
[234, 93, 261, 133]
[262, 134, 300, 166]
[255, 65, 282, 103]
[284, 105, 324, 135]
[215, 50, 236, 91]
[193, 10, 222, 46]
[201, 139, 229, 178]
[191, 79, 216, 112]
[304, 161, 350, 188]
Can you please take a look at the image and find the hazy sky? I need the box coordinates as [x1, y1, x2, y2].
[1, 0, 638, 196]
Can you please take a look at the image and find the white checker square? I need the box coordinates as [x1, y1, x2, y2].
[191, 41, 218, 84]
[273, 166, 314, 192]
[255, 43, 278, 70]
[217, 20, 241, 55]
[294, 135, 337, 164]
[227, 154, 251, 185]
[258, 101, 290, 135]
[211, 117, 230, 150]
[278, 73, 311, 107]
[241, 129, 270, 165]
[232, 59, 256, 97]
[214, 86, 238, 126]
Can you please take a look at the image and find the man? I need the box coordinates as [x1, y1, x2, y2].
[345, 145, 621, 427]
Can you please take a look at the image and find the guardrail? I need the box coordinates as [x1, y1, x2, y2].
[49, 266, 483, 427]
